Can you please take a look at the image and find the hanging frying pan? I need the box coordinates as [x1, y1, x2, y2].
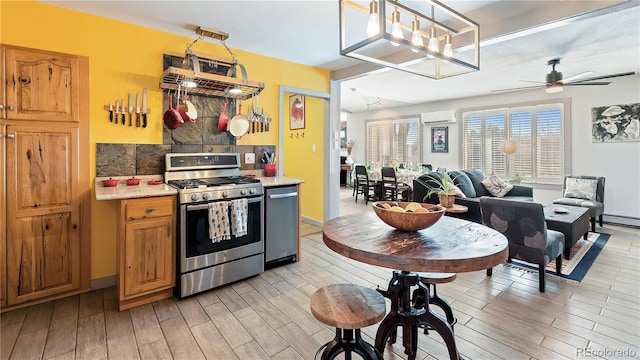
[228, 103, 249, 139]
[163, 95, 181, 129]
[218, 101, 230, 132]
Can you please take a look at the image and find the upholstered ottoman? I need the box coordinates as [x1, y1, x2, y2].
[544, 205, 590, 260]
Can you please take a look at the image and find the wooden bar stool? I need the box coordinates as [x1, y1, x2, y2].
[310, 284, 386, 360]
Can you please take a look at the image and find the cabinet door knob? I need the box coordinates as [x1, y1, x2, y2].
[8, 105, 15, 111]
[146, 208, 154, 213]
[7, 134, 15, 139]
[0, 104, 3, 110]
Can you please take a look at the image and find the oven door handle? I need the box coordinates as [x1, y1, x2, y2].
[186, 197, 262, 211]
[268, 192, 298, 199]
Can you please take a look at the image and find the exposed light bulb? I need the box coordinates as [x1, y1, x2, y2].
[410, 18, 423, 52]
[390, 8, 403, 46]
[228, 86, 242, 95]
[428, 27, 439, 55]
[443, 34, 453, 58]
[366, 1, 380, 38]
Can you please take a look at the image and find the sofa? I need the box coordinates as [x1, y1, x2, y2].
[412, 169, 534, 223]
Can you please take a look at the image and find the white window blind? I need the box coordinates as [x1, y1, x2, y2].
[366, 118, 420, 166]
[462, 103, 564, 183]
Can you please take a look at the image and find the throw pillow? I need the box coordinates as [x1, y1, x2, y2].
[463, 169, 491, 197]
[481, 174, 513, 198]
[564, 177, 597, 200]
[450, 184, 467, 198]
[448, 170, 476, 198]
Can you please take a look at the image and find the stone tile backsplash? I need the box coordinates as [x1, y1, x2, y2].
[96, 143, 276, 176]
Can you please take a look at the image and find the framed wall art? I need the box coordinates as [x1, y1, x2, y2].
[431, 126, 448, 153]
[592, 103, 640, 142]
[289, 94, 305, 130]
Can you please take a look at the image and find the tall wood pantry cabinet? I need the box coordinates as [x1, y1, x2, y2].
[0, 44, 91, 310]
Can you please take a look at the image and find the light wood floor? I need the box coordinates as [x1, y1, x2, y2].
[2, 188, 639, 360]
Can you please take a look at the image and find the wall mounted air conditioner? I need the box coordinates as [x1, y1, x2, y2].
[420, 110, 457, 124]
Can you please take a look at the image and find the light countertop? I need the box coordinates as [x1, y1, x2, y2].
[95, 175, 303, 201]
[258, 176, 304, 187]
[95, 176, 177, 201]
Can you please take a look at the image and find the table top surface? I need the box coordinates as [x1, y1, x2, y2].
[444, 204, 468, 213]
[322, 212, 508, 273]
[543, 204, 589, 222]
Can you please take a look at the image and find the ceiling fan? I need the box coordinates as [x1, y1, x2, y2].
[492, 58, 635, 94]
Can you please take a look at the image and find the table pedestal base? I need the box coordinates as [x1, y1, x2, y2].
[375, 270, 460, 360]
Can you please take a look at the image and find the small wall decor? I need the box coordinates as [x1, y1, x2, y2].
[431, 126, 449, 153]
[289, 94, 305, 130]
[592, 102, 640, 142]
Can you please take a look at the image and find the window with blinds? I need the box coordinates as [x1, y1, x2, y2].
[462, 103, 565, 184]
[366, 118, 420, 166]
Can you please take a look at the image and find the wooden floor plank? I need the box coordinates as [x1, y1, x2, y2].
[159, 315, 205, 360]
[234, 306, 289, 356]
[274, 323, 322, 360]
[9, 328, 48, 360]
[42, 315, 77, 359]
[190, 321, 238, 360]
[129, 304, 164, 346]
[76, 313, 107, 359]
[202, 302, 252, 349]
[106, 333, 141, 360]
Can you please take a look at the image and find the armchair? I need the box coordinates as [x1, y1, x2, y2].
[552, 175, 605, 232]
[480, 197, 565, 292]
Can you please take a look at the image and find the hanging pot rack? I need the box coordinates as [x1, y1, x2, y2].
[159, 27, 265, 100]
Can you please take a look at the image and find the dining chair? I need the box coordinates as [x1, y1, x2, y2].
[354, 165, 378, 204]
[479, 197, 565, 292]
[380, 167, 412, 202]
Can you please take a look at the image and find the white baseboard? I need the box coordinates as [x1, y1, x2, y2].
[301, 216, 323, 228]
[604, 214, 640, 228]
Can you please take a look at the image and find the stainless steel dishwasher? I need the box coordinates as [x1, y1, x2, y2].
[264, 185, 298, 266]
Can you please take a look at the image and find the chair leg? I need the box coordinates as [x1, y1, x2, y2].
[599, 215, 603, 227]
[538, 261, 546, 292]
[486, 268, 492, 276]
[591, 218, 596, 233]
[555, 254, 562, 275]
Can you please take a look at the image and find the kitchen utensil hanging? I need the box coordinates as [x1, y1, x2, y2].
[164, 94, 181, 129]
[218, 99, 230, 132]
[228, 103, 249, 139]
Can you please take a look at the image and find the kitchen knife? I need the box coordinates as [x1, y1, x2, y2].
[128, 93, 133, 126]
[115, 100, 120, 125]
[142, 88, 147, 128]
[121, 99, 126, 125]
[108, 103, 113, 122]
[135, 92, 141, 127]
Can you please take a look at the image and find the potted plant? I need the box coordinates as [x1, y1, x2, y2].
[425, 172, 459, 208]
[510, 173, 524, 184]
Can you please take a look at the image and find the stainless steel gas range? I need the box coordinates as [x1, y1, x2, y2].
[165, 153, 264, 298]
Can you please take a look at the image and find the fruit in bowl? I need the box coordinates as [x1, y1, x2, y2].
[372, 201, 445, 231]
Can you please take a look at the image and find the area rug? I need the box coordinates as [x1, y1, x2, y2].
[507, 232, 610, 283]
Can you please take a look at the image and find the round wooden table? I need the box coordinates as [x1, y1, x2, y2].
[322, 212, 508, 360]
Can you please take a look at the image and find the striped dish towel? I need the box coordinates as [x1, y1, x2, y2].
[208, 202, 231, 243]
[230, 198, 248, 238]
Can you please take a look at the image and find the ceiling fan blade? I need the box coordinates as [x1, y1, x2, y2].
[568, 71, 635, 83]
[519, 80, 546, 84]
[565, 82, 611, 86]
[560, 71, 594, 84]
[491, 85, 544, 93]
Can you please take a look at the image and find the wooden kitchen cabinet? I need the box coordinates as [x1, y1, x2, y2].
[117, 196, 176, 311]
[1, 46, 80, 121]
[1, 45, 90, 311]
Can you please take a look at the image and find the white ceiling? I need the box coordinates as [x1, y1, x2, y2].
[43, 0, 640, 113]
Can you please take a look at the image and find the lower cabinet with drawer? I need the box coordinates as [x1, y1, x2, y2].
[117, 196, 176, 311]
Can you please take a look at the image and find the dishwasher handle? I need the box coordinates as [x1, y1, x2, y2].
[268, 192, 298, 199]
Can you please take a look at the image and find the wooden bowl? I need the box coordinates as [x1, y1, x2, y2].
[372, 201, 445, 231]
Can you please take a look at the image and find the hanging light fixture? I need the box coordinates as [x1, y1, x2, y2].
[410, 17, 423, 52]
[443, 34, 453, 58]
[339, 0, 480, 80]
[366, 0, 380, 37]
[500, 139, 519, 155]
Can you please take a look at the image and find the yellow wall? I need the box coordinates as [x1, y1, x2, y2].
[1, 1, 329, 280]
[283, 95, 325, 221]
